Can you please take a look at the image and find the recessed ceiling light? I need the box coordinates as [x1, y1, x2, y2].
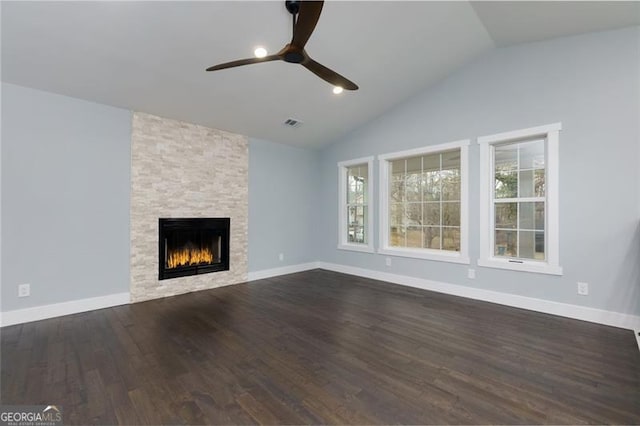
[254, 47, 267, 58]
[333, 86, 343, 95]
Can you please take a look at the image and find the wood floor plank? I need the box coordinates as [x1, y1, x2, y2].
[2, 269, 639, 424]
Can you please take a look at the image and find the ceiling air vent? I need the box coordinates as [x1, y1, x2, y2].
[283, 118, 303, 128]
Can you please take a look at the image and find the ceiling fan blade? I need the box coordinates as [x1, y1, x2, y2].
[291, 1, 324, 48]
[302, 58, 358, 90]
[206, 55, 280, 72]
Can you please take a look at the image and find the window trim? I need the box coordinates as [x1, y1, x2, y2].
[477, 123, 562, 275]
[378, 140, 470, 264]
[337, 156, 375, 253]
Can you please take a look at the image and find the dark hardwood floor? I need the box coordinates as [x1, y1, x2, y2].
[2, 269, 639, 425]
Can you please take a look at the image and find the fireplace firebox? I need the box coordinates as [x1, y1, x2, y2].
[159, 218, 230, 280]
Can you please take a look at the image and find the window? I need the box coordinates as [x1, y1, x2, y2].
[378, 140, 469, 263]
[478, 123, 562, 275]
[338, 157, 374, 252]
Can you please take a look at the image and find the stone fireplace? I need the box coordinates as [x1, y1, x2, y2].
[130, 112, 248, 302]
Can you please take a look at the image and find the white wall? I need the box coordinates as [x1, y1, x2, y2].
[317, 26, 640, 316]
[1, 83, 132, 311]
[248, 138, 319, 272]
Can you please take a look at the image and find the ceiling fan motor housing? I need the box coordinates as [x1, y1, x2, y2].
[285, 0, 300, 15]
[283, 47, 305, 64]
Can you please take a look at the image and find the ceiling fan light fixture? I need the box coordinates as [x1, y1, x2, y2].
[254, 47, 268, 58]
[332, 86, 343, 95]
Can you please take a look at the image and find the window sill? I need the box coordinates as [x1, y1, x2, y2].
[378, 247, 470, 264]
[477, 258, 563, 275]
[337, 244, 375, 254]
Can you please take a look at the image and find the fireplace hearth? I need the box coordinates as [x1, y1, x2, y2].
[159, 218, 230, 280]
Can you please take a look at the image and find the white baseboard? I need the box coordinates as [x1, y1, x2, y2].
[247, 262, 320, 281]
[3, 262, 639, 342]
[0, 292, 130, 327]
[0, 262, 318, 327]
[317, 261, 640, 331]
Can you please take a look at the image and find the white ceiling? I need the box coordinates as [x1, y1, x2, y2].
[2, 1, 639, 148]
[471, 1, 640, 47]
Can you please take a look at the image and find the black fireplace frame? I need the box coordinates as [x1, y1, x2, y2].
[158, 217, 230, 280]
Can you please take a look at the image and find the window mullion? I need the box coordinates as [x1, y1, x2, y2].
[490, 145, 496, 257]
[439, 153, 443, 250]
[403, 159, 407, 247]
[515, 145, 520, 258]
[389, 164, 392, 245]
[515, 203, 520, 258]
[421, 155, 424, 248]
[495, 197, 545, 203]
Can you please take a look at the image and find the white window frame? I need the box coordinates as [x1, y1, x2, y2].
[378, 140, 470, 264]
[337, 156, 374, 253]
[477, 123, 562, 275]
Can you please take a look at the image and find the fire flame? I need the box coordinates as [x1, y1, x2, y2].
[167, 246, 215, 269]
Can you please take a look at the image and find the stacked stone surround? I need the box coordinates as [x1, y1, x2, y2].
[130, 112, 248, 302]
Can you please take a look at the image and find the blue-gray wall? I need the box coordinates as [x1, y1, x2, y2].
[248, 138, 319, 272]
[317, 27, 640, 316]
[1, 83, 132, 311]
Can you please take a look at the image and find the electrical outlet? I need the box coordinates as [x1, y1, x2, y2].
[468, 269, 476, 279]
[577, 282, 589, 296]
[18, 283, 30, 298]
[278, 253, 284, 262]
[385, 257, 392, 267]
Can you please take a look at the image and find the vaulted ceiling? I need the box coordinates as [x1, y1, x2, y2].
[3, 1, 639, 148]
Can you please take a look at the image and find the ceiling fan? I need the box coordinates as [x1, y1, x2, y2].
[206, 0, 358, 91]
